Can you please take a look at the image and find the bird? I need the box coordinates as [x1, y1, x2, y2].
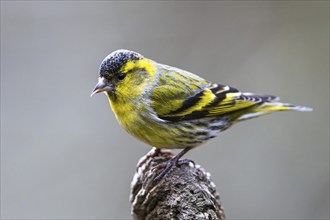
[91, 49, 312, 179]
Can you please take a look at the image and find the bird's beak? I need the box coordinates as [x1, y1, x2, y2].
[91, 77, 112, 97]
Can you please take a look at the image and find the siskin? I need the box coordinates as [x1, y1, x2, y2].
[92, 49, 312, 178]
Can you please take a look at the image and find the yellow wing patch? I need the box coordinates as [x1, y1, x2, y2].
[154, 83, 262, 121]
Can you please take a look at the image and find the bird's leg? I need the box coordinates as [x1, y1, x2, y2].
[154, 147, 193, 180]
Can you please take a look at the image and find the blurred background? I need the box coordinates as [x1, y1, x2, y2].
[1, 1, 329, 219]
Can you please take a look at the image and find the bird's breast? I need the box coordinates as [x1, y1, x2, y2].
[108, 97, 138, 128]
[107, 94, 232, 149]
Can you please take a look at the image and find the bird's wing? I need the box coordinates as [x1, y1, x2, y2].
[150, 68, 277, 121]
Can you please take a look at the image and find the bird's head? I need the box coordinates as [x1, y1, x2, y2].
[91, 49, 156, 101]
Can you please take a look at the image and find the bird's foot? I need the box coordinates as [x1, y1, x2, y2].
[154, 158, 195, 180]
[154, 157, 178, 180]
[178, 158, 195, 167]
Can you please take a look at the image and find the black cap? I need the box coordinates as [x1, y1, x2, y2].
[99, 49, 143, 77]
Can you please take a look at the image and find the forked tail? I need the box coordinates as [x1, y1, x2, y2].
[236, 94, 313, 121]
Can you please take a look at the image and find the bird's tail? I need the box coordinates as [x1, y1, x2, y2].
[236, 95, 313, 121]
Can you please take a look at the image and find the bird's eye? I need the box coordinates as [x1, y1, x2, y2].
[117, 73, 126, 80]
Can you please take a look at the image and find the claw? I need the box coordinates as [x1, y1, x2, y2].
[178, 159, 195, 167]
[153, 147, 193, 181]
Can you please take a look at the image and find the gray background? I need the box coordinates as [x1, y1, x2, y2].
[1, 1, 329, 219]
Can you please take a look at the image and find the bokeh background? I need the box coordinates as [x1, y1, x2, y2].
[1, 1, 329, 219]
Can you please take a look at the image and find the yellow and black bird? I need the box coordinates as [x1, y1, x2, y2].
[92, 49, 312, 178]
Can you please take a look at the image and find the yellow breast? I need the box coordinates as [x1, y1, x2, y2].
[107, 93, 184, 149]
